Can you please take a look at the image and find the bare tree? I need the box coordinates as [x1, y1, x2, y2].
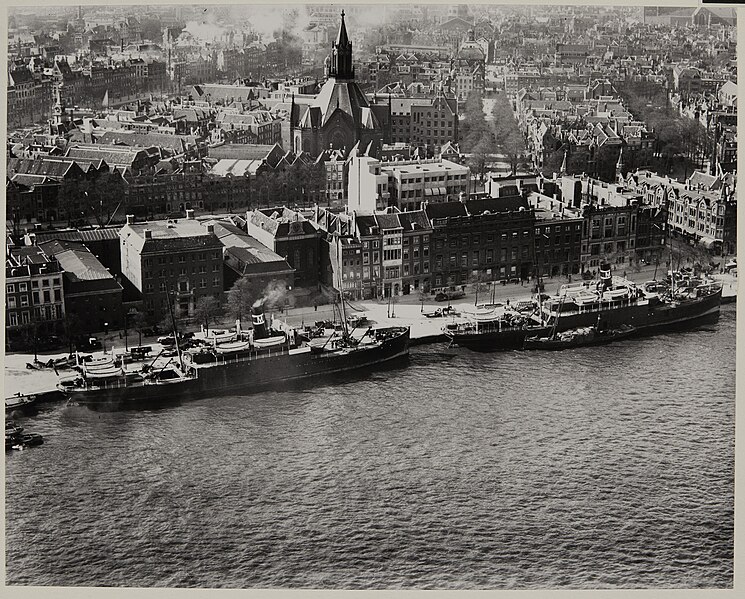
[194, 296, 222, 335]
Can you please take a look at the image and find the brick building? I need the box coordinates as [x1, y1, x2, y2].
[6, 246, 65, 341]
[119, 212, 224, 323]
[426, 196, 537, 291]
[248, 207, 320, 289]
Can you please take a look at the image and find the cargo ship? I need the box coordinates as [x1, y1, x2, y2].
[445, 263, 722, 351]
[59, 302, 410, 408]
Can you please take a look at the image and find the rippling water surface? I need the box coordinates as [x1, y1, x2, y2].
[6, 306, 735, 589]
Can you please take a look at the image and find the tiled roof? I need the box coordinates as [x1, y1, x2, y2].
[425, 202, 468, 220]
[465, 196, 529, 215]
[65, 145, 146, 167]
[209, 143, 281, 163]
[54, 248, 120, 283]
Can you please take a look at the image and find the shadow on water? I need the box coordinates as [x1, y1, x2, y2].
[75, 355, 412, 413]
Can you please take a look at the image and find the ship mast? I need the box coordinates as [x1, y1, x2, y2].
[335, 231, 352, 339]
[164, 286, 184, 371]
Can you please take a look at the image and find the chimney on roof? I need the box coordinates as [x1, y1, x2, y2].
[186, 209, 195, 219]
[144, 229, 152, 239]
[206, 224, 215, 234]
[126, 214, 134, 224]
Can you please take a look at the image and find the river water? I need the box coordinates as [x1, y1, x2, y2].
[5, 305, 735, 589]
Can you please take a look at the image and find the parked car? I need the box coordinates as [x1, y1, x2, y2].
[75, 336, 102, 351]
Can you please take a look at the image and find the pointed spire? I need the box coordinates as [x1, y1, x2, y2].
[330, 9, 353, 79]
[560, 150, 567, 175]
[615, 146, 625, 178]
[335, 10, 349, 47]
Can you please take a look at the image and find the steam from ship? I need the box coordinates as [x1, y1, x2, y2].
[251, 301, 268, 340]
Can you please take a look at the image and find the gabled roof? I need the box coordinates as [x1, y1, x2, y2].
[8, 157, 86, 180]
[397, 210, 431, 232]
[312, 77, 378, 129]
[375, 213, 402, 231]
[209, 143, 283, 165]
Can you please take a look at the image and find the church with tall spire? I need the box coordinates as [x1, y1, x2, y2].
[291, 10, 384, 158]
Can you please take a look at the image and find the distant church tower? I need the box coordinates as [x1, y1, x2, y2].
[328, 10, 354, 80]
[294, 10, 383, 158]
[615, 147, 625, 180]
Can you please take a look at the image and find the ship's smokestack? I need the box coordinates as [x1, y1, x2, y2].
[251, 300, 268, 339]
[599, 262, 612, 291]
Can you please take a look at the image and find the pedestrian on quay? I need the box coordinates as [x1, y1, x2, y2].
[314, 304, 317, 312]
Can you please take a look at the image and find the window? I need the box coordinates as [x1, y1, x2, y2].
[6, 284, 14, 294]
[213, 277, 220, 287]
[8, 297, 16, 308]
[19, 282, 27, 292]
[54, 289, 61, 302]
[42, 279, 50, 287]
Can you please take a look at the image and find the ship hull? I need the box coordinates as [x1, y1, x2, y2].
[523, 327, 637, 351]
[65, 328, 410, 408]
[447, 325, 551, 352]
[547, 289, 722, 333]
[447, 289, 722, 351]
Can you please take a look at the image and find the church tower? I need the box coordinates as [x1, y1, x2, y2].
[295, 10, 383, 157]
[328, 10, 354, 80]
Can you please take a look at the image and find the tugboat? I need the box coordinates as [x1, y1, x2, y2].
[445, 263, 722, 351]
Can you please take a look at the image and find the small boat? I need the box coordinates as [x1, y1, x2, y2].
[14, 433, 44, 449]
[524, 324, 637, 351]
[6, 421, 43, 451]
[6, 393, 38, 413]
[252, 335, 286, 349]
[214, 340, 251, 354]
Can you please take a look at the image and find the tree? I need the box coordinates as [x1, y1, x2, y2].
[459, 90, 488, 152]
[467, 132, 494, 181]
[225, 276, 257, 325]
[159, 304, 184, 337]
[490, 91, 527, 175]
[194, 296, 222, 335]
[130, 309, 150, 347]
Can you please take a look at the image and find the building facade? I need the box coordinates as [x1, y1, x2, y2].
[119, 212, 224, 323]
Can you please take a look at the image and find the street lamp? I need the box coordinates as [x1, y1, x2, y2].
[103, 322, 109, 353]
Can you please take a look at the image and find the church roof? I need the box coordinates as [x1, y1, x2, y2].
[312, 78, 378, 129]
